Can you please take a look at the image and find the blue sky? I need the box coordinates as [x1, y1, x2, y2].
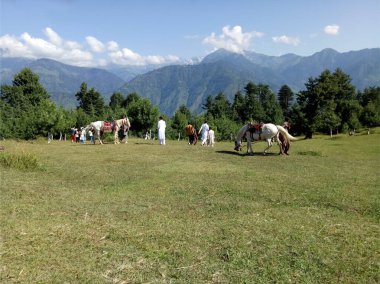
[1, 0, 379, 67]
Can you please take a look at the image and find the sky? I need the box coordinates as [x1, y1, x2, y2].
[0, 0, 379, 67]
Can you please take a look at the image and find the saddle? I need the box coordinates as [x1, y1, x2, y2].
[247, 123, 263, 140]
[103, 121, 114, 132]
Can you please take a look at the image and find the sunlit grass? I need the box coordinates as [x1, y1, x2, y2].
[1, 132, 379, 283]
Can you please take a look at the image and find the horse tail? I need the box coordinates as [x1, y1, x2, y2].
[276, 125, 298, 141]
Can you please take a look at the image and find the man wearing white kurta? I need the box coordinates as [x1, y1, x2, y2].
[198, 121, 209, 146]
[157, 116, 166, 145]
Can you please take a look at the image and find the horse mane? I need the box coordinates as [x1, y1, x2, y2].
[236, 124, 249, 142]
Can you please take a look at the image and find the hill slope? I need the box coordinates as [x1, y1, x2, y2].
[119, 48, 380, 115]
[1, 58, 126, 108]
[1, 48, 379, 114]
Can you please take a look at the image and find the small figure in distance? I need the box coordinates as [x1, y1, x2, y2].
[157, 116, 166, 145]
[198, 120, 209, 146]
[208, 127, 215, 147]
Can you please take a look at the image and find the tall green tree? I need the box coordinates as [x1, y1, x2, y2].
[244, 82, 266, 123]
[358, 87, 380, 127]
[231, 90, 245, 123]
[0, 68, 55, 139]
[123, 92, 141, 108]
[332, 69, 361, 131]
[109, 92, 125, 111]
[75, 82, 105, 119]
[298, 69, 359, 138]
[1, 68, 50, 110]
[126, 97, 159, 135]
[278, 84, 294, 118]
[204, 92, 231, 119]
[257, 84, 284, 124]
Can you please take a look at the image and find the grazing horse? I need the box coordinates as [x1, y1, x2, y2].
[84, 117, 131, 144]
[234, 123, 297, 155]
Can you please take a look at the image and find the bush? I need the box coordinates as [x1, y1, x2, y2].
[0, 152, 42, 171]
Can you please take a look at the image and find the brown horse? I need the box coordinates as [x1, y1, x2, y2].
[278, 131, 290, 155]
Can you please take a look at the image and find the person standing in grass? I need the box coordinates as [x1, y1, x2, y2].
[88, 129, 94, 144]
[75, 128, 80, 143]
[185, 122, 197, 145]
[80, 127, 86, 144]
[198, 120, 209, 146]
[71, 128, 76, 143]
[208, 127, 215, 147]
[157, 116, 166, 145]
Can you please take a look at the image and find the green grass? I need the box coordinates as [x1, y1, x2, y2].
[1, 132, 379, 283]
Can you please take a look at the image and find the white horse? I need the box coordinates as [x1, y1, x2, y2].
[85, 116, 131, 144]
[234, 123, 297, 155]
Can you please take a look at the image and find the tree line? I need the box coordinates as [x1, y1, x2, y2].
[1, 67, 379, 140]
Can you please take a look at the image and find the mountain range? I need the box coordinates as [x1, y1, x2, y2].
[1, 48, 379, 115]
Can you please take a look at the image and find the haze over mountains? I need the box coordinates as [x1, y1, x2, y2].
[1, 48, 379, 115]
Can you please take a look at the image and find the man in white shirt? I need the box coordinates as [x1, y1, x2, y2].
[198, 121, 209, 146]
[157, 116, 166, 145]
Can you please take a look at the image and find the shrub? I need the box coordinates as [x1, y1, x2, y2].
[0, 152, 42, 171]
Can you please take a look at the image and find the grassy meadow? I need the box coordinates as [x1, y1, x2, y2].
[1, 131, 379, 283]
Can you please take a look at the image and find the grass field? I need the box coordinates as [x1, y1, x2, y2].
[1, 131, 379, 283]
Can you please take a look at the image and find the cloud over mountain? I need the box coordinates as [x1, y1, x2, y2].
[203, 25, 263, 53]
[272, 35, 300, 46]
[0, 27, 181, 67]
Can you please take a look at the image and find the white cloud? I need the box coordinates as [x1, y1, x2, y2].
[324, 25, 340, 35]
[0, 28, 94, 66]
[44, 27, 62, 46]
[0, 34, 31, 57]
[108, 46, 180, 66]
[0, 27, 181, 67]
[107, 41, 119, 52]
[20, 32, 62, 57]
[272, 35, 300, 46]
[203, 25, 263, 53]
[86, 36, 105, 53]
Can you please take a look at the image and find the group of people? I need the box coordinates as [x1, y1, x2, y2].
[157, 118, 215, 147]
[67, 117, 289, 147]
[185, 120, 215, 147]
[70, 127, 94, 144]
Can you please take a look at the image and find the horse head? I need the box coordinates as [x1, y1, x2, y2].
[234, 140, 242, 151]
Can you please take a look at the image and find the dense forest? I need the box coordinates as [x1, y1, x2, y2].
[1, 68, 379, 141]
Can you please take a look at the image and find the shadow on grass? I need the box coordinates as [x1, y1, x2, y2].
[216, 150, 280, 157]
[133, 142, 157, 146]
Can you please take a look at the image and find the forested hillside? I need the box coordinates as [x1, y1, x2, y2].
[119, 48, 380, 115]
[1, 68, 379, 141]
[1, 48, 379, 115]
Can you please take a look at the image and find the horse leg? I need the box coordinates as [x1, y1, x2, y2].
[247, 140, 254, 155]
[114, 131, 119, 144]
[124, 132, 128, 144]
[98, 130, 103, 145]
[263, 139, 273, 155]
[276, 135, 284, 155]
